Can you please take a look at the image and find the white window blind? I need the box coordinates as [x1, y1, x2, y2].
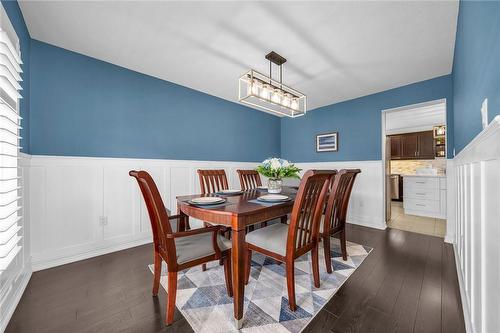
[0, 13, 23, 273]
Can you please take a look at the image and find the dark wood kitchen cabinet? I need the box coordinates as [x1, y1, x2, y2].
[389, 131, 435, 160]
[417, 131, 435, 158]
[390, 135, 402, 159]
[401, 133, 419, 158]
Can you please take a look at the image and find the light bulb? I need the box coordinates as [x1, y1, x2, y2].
[291, 98, 299, 110]
[282, 93, 292, 108]
[260, 84, 270, 100]
[271, 89, 281, 104]
[251, 80, 260, 96]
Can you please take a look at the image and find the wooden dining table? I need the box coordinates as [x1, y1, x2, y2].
[177, 187, 298, 329]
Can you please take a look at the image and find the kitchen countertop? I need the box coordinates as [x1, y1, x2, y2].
[402, 174, 446, 178]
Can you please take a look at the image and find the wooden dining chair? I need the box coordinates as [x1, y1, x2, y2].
[129, 170, 233, 325]
[197, 169, 231, 270]
[236, 169, 271, 230]
[244, 169, 334, 311]
[236, 169, 262, 190]
[321, 169, 361, 273]
[198, 169, 229, 194]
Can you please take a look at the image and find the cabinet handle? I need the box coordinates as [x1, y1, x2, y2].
[416, 181, 425, 184]
[416, 193, 426, 195]
[416, 204, 426, 207]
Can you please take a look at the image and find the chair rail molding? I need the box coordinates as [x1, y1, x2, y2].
[27, 155, 260, 271]
[284, 160, 386, 230]
[451, 115, 500, 333]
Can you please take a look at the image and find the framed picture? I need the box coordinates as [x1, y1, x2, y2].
[316, 132, 338, 152]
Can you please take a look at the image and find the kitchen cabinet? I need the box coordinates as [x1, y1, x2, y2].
[403, 175, 446, 219]
[401, 133, 419, 158]
[418, 131, 435, 159]
[390, 135, 402, 159]
[389, 130, 435, 160]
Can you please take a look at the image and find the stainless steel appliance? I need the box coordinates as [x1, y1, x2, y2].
[390, 174, 402, 200]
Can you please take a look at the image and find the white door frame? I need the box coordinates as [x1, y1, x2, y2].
[380, 98, 448, 228]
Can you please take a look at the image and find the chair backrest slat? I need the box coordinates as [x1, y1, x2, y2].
[129, 170, 176, 264]
[236, 169, 262, 190]
[324, 169, 361, 233]
[287, 170, 334, 256]
[198, 169, 229, 194]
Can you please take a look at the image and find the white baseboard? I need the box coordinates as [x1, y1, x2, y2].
[444, 234, 454, 244]
[1, 269, 32, 332]
[347, 214, 387, 230]
[32, 237, 152, 271]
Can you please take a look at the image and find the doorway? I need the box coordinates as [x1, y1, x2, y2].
[381, 99, 448, 238]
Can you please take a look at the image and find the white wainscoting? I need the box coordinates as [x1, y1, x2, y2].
[29, 155, 260, 271]
[452, 115, 500, 333]
[1, 153, 31, 332]
[285, 160, 386, 230]
[28, 157, 387, 271]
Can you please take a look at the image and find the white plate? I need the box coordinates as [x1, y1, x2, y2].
[218, 189, 242, 194]
[257, 194, 290, 202]
[190, 197, 225, 205]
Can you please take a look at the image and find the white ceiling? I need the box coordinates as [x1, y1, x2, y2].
[19, 1, 458, 115]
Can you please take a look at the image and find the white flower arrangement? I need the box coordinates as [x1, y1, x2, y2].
[256, 158, 301, 180]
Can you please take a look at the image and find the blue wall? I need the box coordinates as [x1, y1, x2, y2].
[11, 0, 499, 161]
[281, 75, 453, 162]
[452, 0, 500, 153]
[29, 40, 280, 162]
[1, 0, 30, 153]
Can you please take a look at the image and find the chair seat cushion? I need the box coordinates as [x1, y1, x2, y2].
[175, 232, 231, 264]
[246, 223, 289, 257]
[189, 218, 205, 229]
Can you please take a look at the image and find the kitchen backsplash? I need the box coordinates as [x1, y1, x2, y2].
[390, 159, 446, 175]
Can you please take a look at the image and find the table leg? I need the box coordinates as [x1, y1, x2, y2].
[232, 227, 245, 329]
[177, 206, 189, 231]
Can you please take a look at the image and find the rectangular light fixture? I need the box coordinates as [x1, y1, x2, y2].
[238, 52, 307, 118]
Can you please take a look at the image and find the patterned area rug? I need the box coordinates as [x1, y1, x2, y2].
[149, 238, 371, 332]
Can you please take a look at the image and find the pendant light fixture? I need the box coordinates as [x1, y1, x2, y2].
[238, 51, 306, 118]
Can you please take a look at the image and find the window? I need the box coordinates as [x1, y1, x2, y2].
[0, 10, 23, 274]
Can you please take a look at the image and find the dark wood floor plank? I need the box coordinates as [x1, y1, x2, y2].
[413, 236, 443, 333]
[369, 229, 421, 314]
[302, 309, 338, 333]
[442, 243, 466, 333]
[329, 228, 413, 332]
[390, 232, 431, 333]
[6, 225, 465, 333]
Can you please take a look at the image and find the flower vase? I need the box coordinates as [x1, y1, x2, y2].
[268, 178, 283, 194]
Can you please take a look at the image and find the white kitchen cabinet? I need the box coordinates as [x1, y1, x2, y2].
[403, 175, 446, 219]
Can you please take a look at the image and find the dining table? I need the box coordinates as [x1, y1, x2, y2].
[176, 186, 298, 329]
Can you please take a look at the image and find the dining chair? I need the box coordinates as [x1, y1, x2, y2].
[197, 169, 231, 270]
[244, 169, 334, 311]
[198, 169, 229, 194]
[236, 169, 262, 190]
[236, 169, 270, 230]
[129, 170, 233, 325]
[321, 169, 361, 274]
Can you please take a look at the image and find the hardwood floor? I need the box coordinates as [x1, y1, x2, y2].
[6, 224, 465, 333]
